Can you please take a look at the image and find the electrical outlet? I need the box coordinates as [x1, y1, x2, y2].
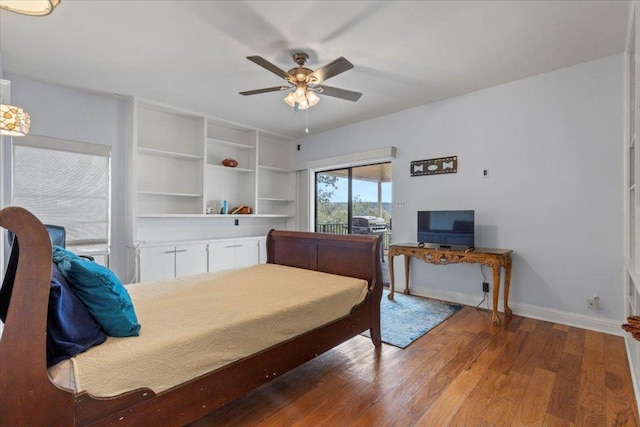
[482, 282, 489, 293]
[587, 295, 600, 309]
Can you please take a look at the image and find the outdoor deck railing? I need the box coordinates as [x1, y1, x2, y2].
[316, 223, 392, 250]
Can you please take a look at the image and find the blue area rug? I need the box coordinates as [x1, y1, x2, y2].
[364, 291, 463, 348]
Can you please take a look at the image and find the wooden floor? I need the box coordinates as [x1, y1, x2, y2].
[191, 306, 639, 426]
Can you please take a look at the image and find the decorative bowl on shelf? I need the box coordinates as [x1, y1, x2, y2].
[222, 158, 238, 168]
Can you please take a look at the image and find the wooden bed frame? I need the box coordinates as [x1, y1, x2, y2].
[0, 207, 383, 426]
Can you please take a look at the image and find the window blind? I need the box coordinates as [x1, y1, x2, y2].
[12, 135, 110, 263]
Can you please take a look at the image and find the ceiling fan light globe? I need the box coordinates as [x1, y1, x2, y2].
[297, 99, 310, 110]
[283, 92, 297, 107]
[307, 91, 320, 107]
[294, 86, 306, 98]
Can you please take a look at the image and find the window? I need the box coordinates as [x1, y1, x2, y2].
[12, 135, 111, 265]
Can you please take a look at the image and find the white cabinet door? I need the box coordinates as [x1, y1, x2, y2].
[234, 239, 260, 268]
[208, 238, 261, 272]
[140, 243, 208, 282]
[208, 240, 236, 272]
[175, 243, 208, 277]
[139, 245, 176, 282]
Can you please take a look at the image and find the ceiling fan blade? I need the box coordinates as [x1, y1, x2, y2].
[310, 57, 354, 83]
[246, 56, 292, 80]
[318, 85, 362, 102]
[239, 86, 290, 96]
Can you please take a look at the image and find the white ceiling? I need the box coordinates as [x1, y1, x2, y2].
[0, 0, 630, 139]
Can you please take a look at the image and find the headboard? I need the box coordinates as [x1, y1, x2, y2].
[266, 229, 382, 290]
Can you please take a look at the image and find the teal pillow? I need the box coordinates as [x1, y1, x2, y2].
[52, 246, 140, 337]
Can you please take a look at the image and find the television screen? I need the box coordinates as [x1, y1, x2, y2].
[417, 210, 474, 248]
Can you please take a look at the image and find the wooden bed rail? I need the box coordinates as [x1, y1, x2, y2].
[0, 210, 382, 426]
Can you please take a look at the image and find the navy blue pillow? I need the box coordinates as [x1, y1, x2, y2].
[47, 263, 107, 366]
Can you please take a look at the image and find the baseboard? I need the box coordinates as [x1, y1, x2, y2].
[408, 287, 624, 336]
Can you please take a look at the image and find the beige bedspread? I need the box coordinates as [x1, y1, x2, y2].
[54, 264, 368, 397]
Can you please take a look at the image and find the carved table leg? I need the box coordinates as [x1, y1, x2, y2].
[503, 256, 513, 318]
[491, 264, 502, 326]
[388, 253, 396, 300]
[403, 255, 411, 295]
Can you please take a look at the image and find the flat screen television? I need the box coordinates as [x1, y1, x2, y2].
[417, 210, 475, 248]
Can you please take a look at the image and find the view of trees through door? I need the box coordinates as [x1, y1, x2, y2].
[315, 162, 392, 252]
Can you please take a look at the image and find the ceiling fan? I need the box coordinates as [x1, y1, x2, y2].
[240, 52, 362, 110]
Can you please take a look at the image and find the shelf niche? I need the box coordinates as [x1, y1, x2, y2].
[130, 99, 296, 219]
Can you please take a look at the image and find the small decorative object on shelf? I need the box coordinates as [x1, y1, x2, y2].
[207, 200, 227, 214]
[222, 158, 238, 168]
[622, 316, 640, 341]
[231, 205, 252, 214]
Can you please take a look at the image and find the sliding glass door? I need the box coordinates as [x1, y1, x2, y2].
[315, 162, 392, 253]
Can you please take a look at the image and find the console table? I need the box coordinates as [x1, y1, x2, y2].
[388, 244, 513, 325]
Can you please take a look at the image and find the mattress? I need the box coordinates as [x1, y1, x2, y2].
[48, 263, 369, 397]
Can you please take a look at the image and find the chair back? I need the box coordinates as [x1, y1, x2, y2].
[7, 224, 66, 248]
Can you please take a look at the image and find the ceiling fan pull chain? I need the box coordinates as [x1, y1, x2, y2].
[305, 108, 309, 134]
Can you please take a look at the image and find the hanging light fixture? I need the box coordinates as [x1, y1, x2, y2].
[0, 0, 60, 16]
[283, 85, 319, 110]
[283, 86, 318, 134]
[0, 104, 30, 136]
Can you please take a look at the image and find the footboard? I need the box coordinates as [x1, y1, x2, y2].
[0, 208, 382, 426]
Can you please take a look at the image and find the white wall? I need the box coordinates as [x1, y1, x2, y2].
[297, 55, 624, 332]
[3, 74, 129, 280]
